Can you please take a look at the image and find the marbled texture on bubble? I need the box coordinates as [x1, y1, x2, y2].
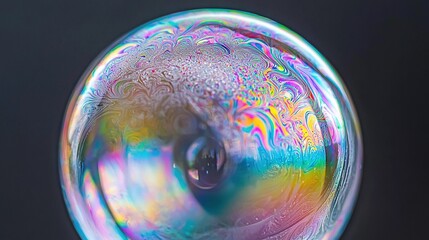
[60, 9, 362, 240]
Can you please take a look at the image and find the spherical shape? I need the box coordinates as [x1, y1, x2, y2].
[60, 9, 362, 240]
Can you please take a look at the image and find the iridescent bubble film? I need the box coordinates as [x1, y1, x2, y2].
[60, 9, 362, 240]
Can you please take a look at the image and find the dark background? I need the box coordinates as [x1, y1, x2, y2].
[1, 0, 428, 239]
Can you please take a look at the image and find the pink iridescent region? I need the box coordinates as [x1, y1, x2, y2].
[60, 9, 362, 240]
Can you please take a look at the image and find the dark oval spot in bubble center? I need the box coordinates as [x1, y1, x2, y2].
[186, 137, 226, 190]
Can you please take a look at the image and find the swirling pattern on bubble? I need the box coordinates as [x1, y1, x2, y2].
[60, 9, 362, 240]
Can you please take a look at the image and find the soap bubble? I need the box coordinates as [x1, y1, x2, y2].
[60, 9, 362, 240]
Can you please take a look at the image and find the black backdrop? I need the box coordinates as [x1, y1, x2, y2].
[1, 0, 428, 239]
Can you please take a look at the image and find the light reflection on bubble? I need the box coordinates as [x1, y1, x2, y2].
[60, 9, 362, 240]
